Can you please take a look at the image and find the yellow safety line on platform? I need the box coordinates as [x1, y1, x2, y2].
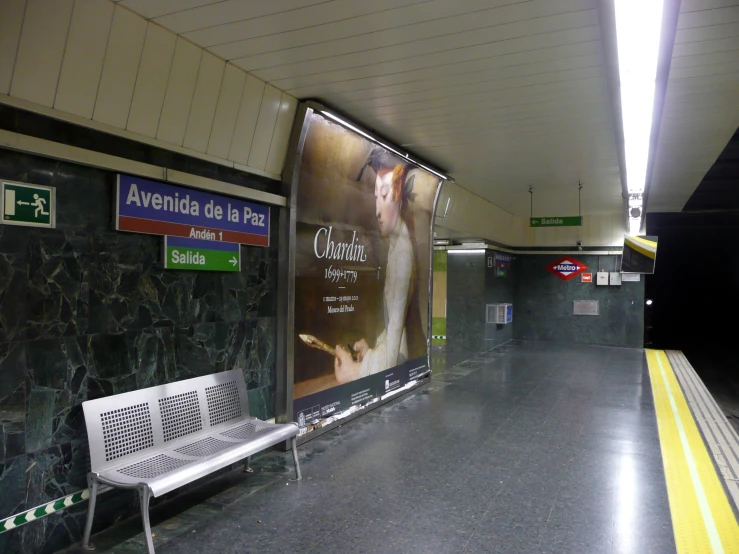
[646, 349, 739, 553]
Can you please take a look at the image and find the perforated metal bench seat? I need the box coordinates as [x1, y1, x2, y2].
[80, 369, 301, 554]
[95, 417, 298, 497]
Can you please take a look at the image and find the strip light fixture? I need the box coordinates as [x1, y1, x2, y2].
[614, 0, 665, 234]
[321, 110, 450, 181]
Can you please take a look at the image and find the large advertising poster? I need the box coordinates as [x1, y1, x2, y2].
[292, 111, 442, 435]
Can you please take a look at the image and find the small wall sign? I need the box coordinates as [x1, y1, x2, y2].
[494, 251, 512, 267]
[573, 300, 599, 316]
[581, 273, 593, 283]
[1, 180, 55, 228]
[529, 216, 583, 227]
[164, 236, 241, 271]
[546, 257, 589, 281]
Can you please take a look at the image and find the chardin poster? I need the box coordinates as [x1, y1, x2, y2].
[292, 111, 442, 435]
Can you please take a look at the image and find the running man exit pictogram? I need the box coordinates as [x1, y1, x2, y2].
[1, 181, 55, 228]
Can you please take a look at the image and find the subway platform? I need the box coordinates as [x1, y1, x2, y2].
[61, 341, 739, 553]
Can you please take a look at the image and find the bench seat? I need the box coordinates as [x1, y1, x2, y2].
[96, 417, 298, 497]
[80, 369, 301, 553]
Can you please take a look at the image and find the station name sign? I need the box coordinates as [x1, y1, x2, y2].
[115, 174, 269, 246]
[493, 251, 511, 266]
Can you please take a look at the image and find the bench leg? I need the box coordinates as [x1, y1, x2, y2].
[139, 486, 156, 554]
[81, 473, 98, 550]
[243, 455, 253, 473]
[291, 436, 302, 481]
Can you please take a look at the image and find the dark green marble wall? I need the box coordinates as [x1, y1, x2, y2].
[446, 251, 644, 353]
[484, 251, 515, 349]
[512, 254, 644, 347]
[0, 107, 280, 553]
[446, 251, 485, 352]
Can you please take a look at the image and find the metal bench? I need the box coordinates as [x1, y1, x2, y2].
[80, 369, 301, 554]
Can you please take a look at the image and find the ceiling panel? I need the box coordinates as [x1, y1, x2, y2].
[285, 40, 598, 97]
[181, 0, 428, 46]
[213, 0, 549, 62]
[116, 0, 254, 21]
[156, 0, 328, 35]
[677, 5, 739, 28]
[230, 0, 591, 72]
[650, 2, 739, 213]
[338, 66, 604, 112]
[249, 11, 599, 83]
[120, 0, 625, 218]
[270, 25, 601, 93]
[325, 53, 603, 103]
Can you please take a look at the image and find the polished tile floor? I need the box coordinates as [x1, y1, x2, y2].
[66, 341, 675, 553]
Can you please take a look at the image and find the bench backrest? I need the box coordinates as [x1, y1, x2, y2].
[82, 369, 250, 473]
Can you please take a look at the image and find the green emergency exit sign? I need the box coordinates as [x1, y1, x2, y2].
[1, 181, 55, 228]
[529, 216, 583, 227]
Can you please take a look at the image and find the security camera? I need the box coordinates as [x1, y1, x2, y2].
[576, 240, 583, 251]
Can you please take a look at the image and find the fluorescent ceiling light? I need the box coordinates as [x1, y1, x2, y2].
[614, 0, 664, 194]
[628, 218, 642, 235]
[447, 249, 485, 254]
[321, 110, 449, 181]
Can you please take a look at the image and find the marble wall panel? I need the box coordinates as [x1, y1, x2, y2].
[513, 254, 644, 348]
[446, 251, 486, 352]
[484, 250, 515, 349]
[0, 106, 279, 553]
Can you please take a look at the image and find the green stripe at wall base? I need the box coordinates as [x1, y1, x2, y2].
[432, 317, 447, 344]
[0, 489, 93, 533]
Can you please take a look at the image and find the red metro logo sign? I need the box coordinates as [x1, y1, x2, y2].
[546, 257, 589, 281]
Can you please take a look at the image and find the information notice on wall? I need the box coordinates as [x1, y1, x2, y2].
[291, 111, 442, 436]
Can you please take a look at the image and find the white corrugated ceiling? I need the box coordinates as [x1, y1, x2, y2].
[114, 0, 621, 218]
[115, 0, 739, 217]
[650, 0, 739, 212]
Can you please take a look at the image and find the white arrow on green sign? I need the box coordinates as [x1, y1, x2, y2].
[1, 180, 55, 228]
[164, 236, 240, 271]
[529, 216, 582, 227]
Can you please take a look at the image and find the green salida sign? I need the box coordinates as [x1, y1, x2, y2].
[2, 180, 55, 228]
[529, 216, 583, 227]
[164, 236, 240, 272]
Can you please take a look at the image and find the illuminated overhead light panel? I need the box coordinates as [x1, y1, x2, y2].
[614, 0, 664, 194]
[321, 110, 449, 181]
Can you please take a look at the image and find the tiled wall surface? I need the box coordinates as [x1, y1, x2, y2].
[0, 121, 278, 553]
[0, 0, 297, 179]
